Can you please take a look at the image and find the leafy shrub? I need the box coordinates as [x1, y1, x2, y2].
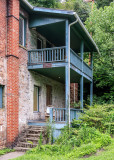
[71, 104, 114, 134]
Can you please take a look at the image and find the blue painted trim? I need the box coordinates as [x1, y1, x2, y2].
[0, 86, 3, 109]
[33, 7, 75, 15]
[65, 20, 70, 123]
[90, 81, 93, 106]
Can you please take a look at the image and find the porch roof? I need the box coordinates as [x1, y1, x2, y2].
[20, 0, 99, 54]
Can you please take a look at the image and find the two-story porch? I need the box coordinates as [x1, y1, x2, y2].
[20, 0, 99, 127]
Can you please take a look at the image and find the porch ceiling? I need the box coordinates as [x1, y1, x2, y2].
[29, 67, 90, 84]
[35, 21, 91, 53]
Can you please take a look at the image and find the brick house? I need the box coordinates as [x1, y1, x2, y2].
[0, 0, 99, 149]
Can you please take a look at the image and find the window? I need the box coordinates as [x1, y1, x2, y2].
[19, 16, 26, 46]
[46, 85, 52, 106]
[0, 86, 3, 108]
[33, 86, 39, 112]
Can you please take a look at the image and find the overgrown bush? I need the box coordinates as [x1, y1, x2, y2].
[71, 104, 114, 135]
[27, 125, 111, 158]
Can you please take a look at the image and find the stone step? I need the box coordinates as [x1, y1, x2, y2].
[14, 147, 31, 152]
[20, 137, 40, 142]
[27, 129, 44, 133]
[25, 133, 42, 137]
[17, 142, 37, 148]
[28, 126, 45, 129]
[14, 125, 46, 152]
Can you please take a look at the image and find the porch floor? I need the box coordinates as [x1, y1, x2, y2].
[28, 120, 66, 128]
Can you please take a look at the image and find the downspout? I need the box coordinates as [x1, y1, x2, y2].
[6, 0, 8, 56]
[68, 18, 78, 127]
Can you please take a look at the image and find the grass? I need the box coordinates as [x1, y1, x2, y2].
[0, 148, 14, 156]
[12, 138, 114, 160]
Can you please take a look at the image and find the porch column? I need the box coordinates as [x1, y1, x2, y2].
[80, 41, 84, 109]
[90, 52, 93, 106]
[65, 20, 70, 125]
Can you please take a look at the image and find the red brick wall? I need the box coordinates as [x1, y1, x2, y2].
[0, 0, 7, 149]
[7, 0, 19, 145]
[70, 83, 78, 103]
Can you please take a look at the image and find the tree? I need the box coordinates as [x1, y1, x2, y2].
[95, 0, 113, 9]
[28, 0, 91, 22]
[85, 2, 114, 102]
[58, 0, 91, 22]
[28, 0, 59, 8]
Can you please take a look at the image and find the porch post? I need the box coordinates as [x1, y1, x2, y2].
[80, 41, 84, 109]
[90, 81, 93, 106]
[65, 20, 70, 125]
[90, 52, 93, 106]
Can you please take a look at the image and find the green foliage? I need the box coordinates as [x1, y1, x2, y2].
[76, 104, 114, 134]
[28, 0, 91, 22]
[38, 132, 43, 149]
[26, 126, 111, 159]
[9, 139, 114, 159]
[95, 0, 113, 9]
[85, 3, 114, 101]
[0, 148, 14, 155]
[28, 0, 59, 8]
[45, 119, 55, 144]
[58, 0, 91, 22]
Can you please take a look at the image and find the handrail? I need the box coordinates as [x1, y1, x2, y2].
[28, 46, 66, 64]
[28, 46, 66, 52]
[70, 48, 82, 62]
[83, 61, 92, 70]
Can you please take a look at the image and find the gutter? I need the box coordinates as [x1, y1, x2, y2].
[21, 0, 33, 10]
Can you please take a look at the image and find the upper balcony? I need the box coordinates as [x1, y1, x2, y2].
[28, 46, 92, 82]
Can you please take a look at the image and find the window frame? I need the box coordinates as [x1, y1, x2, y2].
[19, 15, 26, 47]
[33, 85, 40, 112]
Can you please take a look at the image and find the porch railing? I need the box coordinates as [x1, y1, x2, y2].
[28, 46, 66, 64]
[28, 46, 92, 78]
[50, 108, 82, 123]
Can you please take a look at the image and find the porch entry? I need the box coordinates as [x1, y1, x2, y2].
[33, 86, 39, 112]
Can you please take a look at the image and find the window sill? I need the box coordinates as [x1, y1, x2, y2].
[33, 111, 39, 113]
[19, 44, 27, 51]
